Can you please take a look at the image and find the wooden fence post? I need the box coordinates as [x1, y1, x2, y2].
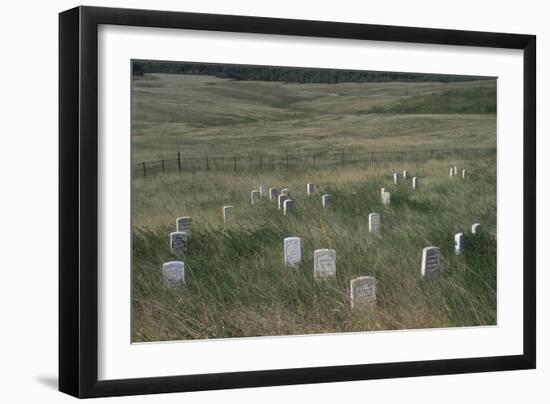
[131, 147, 494, 175]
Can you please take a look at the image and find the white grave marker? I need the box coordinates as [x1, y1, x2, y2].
[380, 187, 386, 197]
[162, 261, 185, 287]
[471, 223, 482, 234]
[421, 246, 441, 277]
[462, 169, 466, 179]
[169, 231, 188, 256]
[403, 170, 408, 180]
[176, 216, 192, 235]
[283, 199, 295, 215]
[350, 276, 377, 308]
[453, 166, 458, 176]
[278, 194, 289, 210]
[223, 205, 235, 223]
[269, 188, 279, 201]
[251, 190, 260, 205]
[393, 173, 400, 184]
[454, 233, 464, 255]
[322, 194, 332, 208]
[259, 184, 268, 197]
[449, 167, 454, 177]
[314, 249, 336, 279]
[281, 188, 290, 196]
[381, 191, 391, 205]
[307, 183, 316, 195]
[368, 213, 381, 234]
[284, 237, 302, 267]
[412, 177, 419, 190]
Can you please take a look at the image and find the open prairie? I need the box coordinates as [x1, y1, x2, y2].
[132, 74, 496, 162]
[131, 72, 496, 342]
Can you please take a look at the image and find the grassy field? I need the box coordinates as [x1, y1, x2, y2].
[131, 73, 496, 342]
[132, 74, 496, 162]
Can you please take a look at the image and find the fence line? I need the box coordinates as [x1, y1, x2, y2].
[133, 147, 496, 178]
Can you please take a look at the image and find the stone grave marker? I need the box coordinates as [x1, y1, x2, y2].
[381, 191, 391, 205]
[412, 177, 419, 190]
[269, 188, 279, 201]
[368, 212, 380, 234]
[449, 167, 454, 177]
[259, 184, 268, 197]
[283, 199, 295, 215]
[314, 249, 336, 279]
[169, 231, 188, 256]
[162, 261, 185, 288]
[350, 276, 377, 308]
[471, 223, 482, 234]
[393, 173, 400, 184]
[322, 194, 331, 208]
[223, 205, 235, 223]
[462, 169, 466, 179]
[284, 237, 302, 267]
[278, 194, 289, 210]
[281, 188, 290, 196]
[176, 216, 192, 235]
[251, 190, 260, 205]
[453, 166, 458, 176]
[454, 233, 464, 255]
[307, 183, 316, 195]
[403, 170, 408, 180]
[421, 246, 441, 277]
[380, 187, 386, 197]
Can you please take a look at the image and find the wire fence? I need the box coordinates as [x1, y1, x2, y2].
[133, 147, 496, 178]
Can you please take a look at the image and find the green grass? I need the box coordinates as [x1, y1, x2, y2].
[367, 86, 497, 114]
[131, 73, 497, 342]
[132, 158, 496, 342]
[132, 74, 496, 162]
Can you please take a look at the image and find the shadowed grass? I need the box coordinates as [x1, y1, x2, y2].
[368, 86, 496, 114]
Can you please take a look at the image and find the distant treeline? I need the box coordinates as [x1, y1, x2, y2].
[132, 60, 493, 84]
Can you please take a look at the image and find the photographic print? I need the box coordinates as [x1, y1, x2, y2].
[131, 60, 497, 343]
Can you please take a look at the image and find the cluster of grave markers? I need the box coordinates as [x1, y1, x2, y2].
[382, 170, 420, 206]
[161, 167, 482, 309]
[386, 167, 481, 279]
[421, 223, 481, 277]
[449, 165, 467, 179]
[392, 169, 420, 189]
[254, 186, 297, 215]
[283, 238, 377, 308]
[161, 182, 326, 288]
[243, 182, 333, 220]
[162, 216, 193, 287]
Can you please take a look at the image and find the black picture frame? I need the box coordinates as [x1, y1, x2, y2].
[59, 6, 536, 398]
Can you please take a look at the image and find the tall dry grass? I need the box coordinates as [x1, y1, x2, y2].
[132, 157, 496, 342]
